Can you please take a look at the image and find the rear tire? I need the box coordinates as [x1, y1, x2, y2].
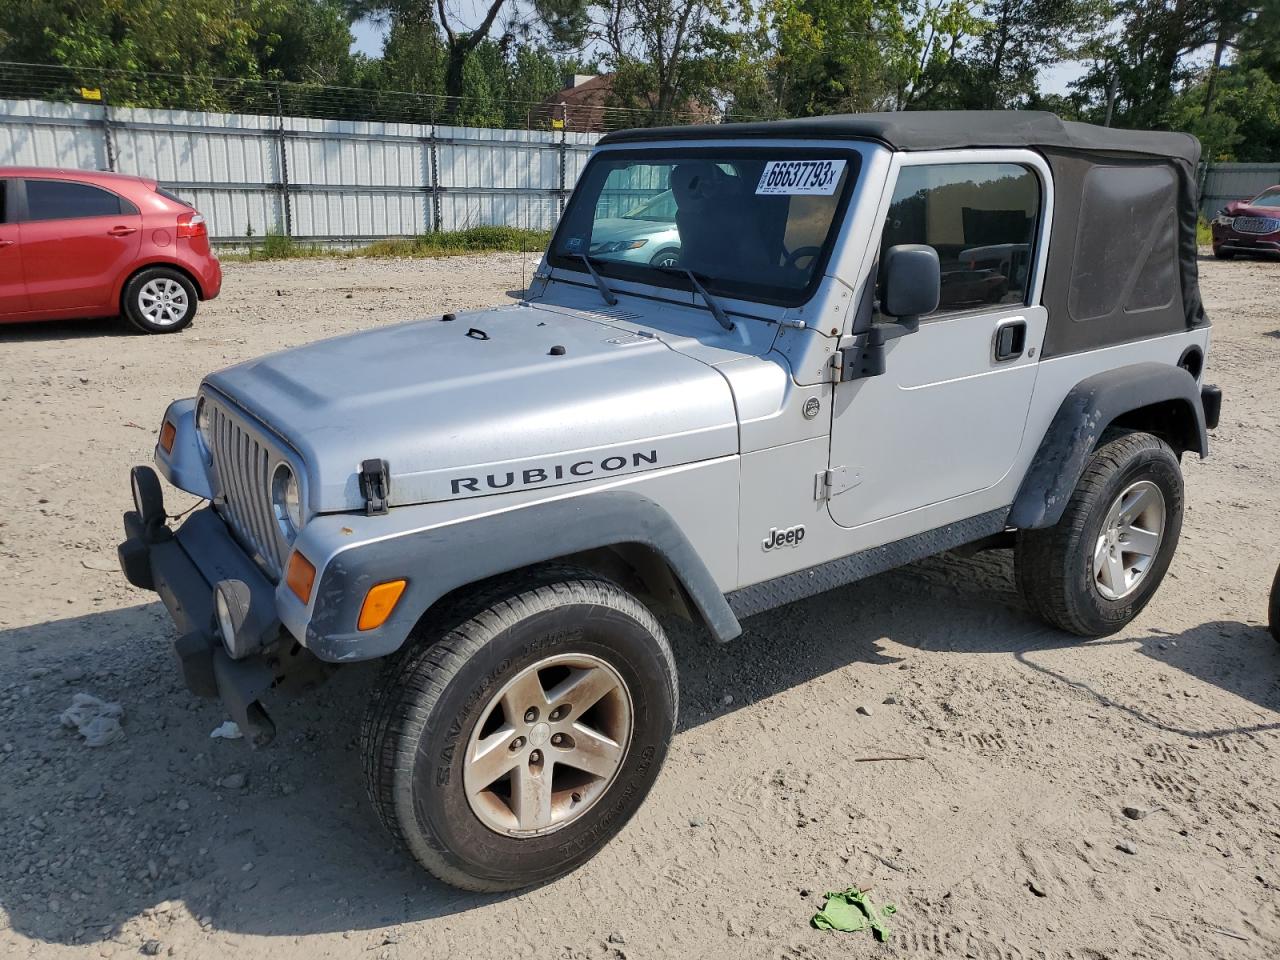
[1016, 430, 1183, 637]
[122, 267, 198, 333]
[360, 566, 677, 892]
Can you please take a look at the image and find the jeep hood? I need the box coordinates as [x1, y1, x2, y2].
[204, 303, 740, 513]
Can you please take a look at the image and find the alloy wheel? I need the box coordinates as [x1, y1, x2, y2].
[463, 653, 633, 836]
[138, 277, 189, 327]
[1092, 479, 1166, 601]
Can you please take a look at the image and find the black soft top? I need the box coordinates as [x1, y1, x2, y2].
[601, 110, 1207, 358]
[599, 110, 1200, 166]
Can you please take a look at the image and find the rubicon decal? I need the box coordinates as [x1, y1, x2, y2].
[762, 524, 806, 551]
[451, 449, 659, 495]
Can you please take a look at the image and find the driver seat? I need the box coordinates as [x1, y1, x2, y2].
[670, 163, 769, 276]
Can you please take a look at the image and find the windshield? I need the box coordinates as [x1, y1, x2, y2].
[1250, 187, 1280, 208]
[549, 148, 859, 307]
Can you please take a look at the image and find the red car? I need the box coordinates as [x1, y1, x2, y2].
[1211, 185, 1280, 260]
[0, 167, 221, 333]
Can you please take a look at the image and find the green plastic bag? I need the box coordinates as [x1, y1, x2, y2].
[811, 887, 897, 941]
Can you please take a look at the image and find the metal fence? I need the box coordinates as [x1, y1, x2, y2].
[4, 89, 1278, 242]
[0, 96, 602, 242]
[1199, 163, 1280, 217]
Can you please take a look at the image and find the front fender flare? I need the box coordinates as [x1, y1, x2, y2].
[302, 490, 741, 661]
[1009, 362, 1206, 530]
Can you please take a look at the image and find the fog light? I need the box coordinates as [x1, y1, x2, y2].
[130, 465, 166, 528]
[214, 587, 236, 651]
[212, 579, 252, 655]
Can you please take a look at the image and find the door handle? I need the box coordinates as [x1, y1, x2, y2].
[107, 226, 138, 237]
[0, 239, 13, 249]
[993, 318, 1027, 361]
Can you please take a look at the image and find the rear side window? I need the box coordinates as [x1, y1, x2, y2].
[24, 179, 136, 221]
[877, 162, 1041, 319]
[1069, 165, 1177, 322]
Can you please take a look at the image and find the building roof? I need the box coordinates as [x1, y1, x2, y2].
[598, 110, 1201, 166]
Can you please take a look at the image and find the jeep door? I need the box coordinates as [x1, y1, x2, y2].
[826, 152, 1051, 530]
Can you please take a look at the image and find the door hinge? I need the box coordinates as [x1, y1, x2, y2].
[815, 466, 861, 501]
[830, 333, 885, 382]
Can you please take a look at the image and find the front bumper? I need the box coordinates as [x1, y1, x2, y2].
[118, 498, 281, 746]
[1212, 228, 1280, 255]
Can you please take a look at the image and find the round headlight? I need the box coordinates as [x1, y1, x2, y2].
[194, 396, 212, 461]
[271, 463, 304, 539]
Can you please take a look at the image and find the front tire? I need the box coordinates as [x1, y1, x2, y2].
[122, 267, 198, 333]
[360, 567, 677, 892]
[649, 247, 681, 268]
[1016, 430, 1184, 637]
[1212, 246, 1235, 260]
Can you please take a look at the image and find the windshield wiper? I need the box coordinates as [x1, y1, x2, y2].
[578, 254, 618, 306]
[657, 266, 734, 331]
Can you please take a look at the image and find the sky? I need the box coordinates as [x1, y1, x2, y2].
[349, 17, 1089, 97]
[350, 18, 386, 58]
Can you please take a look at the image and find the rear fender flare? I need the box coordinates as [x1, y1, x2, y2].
[1010, 362, 1206, 529]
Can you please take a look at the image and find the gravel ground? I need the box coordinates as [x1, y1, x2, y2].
[1, 253, 1278, 960]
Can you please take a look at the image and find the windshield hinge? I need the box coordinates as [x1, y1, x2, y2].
[358, 459, 391, 516]
[814, 466, 861, 501]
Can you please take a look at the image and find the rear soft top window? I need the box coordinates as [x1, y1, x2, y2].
[549, 147, 860, 307]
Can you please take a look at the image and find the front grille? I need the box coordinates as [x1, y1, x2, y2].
[1233, 216, 1280, 235]
[206, 396, 287, 580]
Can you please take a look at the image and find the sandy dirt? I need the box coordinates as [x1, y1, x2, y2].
[1, 253, 1278, 960]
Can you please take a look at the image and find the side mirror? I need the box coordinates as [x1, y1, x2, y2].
[882, 244, 941, 329]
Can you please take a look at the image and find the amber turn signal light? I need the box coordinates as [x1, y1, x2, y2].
[285, 551, 316, 604]
[358, 579, 407, 631]
[158, 420, 177, 454]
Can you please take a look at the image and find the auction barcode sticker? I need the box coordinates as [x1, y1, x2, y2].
[755, 159, 846, 196]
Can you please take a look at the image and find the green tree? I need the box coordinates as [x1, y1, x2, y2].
[0, 0, 363, 108]
[347, 0, 588, 100]
[911, 0, 1106, 109]
[721, 0, 988, 118]
[1166, 0, 1276, 159]
[1072, 0, 1221, 128]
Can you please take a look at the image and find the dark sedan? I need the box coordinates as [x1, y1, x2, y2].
[1211, 185, 1280, 259]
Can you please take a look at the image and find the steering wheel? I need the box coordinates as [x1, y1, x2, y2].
[784, 245, 822, 271]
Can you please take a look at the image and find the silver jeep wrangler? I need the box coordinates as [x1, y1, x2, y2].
[118, 111, 1222, 892]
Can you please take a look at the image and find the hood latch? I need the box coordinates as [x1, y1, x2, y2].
[358, 459, 391, 515]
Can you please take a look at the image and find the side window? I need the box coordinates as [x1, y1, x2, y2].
[0, 180, 8, 223]
[877, 163, 1040, 318]
[24, 179, 134, 221]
